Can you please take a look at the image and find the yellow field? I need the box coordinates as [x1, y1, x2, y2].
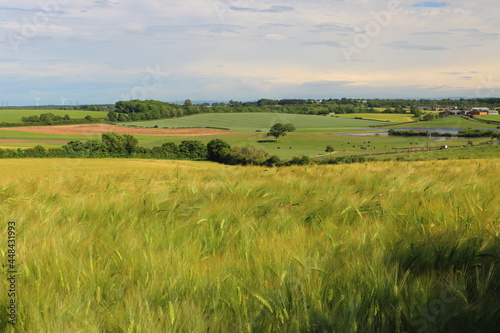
[0, 159, 498, 331]
[333, 113, 415, 123]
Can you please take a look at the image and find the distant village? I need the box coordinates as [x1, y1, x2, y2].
[419, 106, 500, 116]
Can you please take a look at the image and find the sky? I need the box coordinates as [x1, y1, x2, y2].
[0, 0, 499, 106]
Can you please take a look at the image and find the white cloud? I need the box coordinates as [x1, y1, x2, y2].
[0, 0, 499, 105]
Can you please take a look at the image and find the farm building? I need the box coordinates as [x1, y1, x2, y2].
[440, 110, 464, 116]
[470, 110, 489, 116]
[488, 110, 499, 115]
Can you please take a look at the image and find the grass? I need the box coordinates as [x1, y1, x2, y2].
[0, 109, 108, 123]
[0, 127, 494, 159]
[0, 158, 498, 332]
[333, 113, 415, 123]
[140, 132, 492, 159]
[474, 115, 500, 122]
[121, 113, 383, 132]
[370, 143, 500, 162]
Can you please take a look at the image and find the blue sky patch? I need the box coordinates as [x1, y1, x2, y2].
[413, 2, 448, 7]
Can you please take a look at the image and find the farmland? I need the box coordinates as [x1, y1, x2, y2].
[0, 112, 498, 159]
[0, 109, 108, 123]
[333, 113, 415, 123]
[121, 112, 385, 132]
[0, 159, 498, 331]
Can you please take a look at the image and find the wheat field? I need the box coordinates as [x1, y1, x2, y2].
[0, 158, 498, 332]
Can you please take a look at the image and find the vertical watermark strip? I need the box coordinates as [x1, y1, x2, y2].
[6, 221, 17, 325]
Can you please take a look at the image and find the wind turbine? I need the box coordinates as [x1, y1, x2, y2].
[60, 97, 67, 105]
[34, 97, 40, 107]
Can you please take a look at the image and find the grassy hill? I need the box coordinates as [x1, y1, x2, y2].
[0, 158, 498, 331]
[120, 113, 384, 132]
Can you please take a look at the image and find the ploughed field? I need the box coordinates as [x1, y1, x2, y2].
[1, 159, 498, 331]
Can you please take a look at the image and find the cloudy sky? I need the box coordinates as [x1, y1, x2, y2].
[0, 0, 499, 105]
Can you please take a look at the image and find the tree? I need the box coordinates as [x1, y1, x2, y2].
[410, 105, 423, 117]
[107, 111, 118, 122]
[422, 113, 434, 121]
[207, 139, 231, 163]
[101, 132, 138, 155]
[178, 140, 207, 159]
[229, 145, 268, 165]
[325, 145, 334, 153]
[267, 123, 295, 142]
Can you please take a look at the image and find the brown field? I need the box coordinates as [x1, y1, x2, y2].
[0, 124, 236, 136]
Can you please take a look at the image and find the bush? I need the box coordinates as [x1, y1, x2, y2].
[287, 155, 311, 166]
[264, 155, 281, 167]
[228, 146, 268, 165]
[207, 139, 231, 163]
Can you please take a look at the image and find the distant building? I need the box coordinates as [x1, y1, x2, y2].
[440, 110, 461, 116]
[472, 107, 490, 112]
[488, 110, 499, 115]
[470, 110, 488, 115]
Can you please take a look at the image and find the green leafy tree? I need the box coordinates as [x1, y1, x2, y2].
[207, 139, 231, 163]
[422, 113, 434, 121]
[101, 132, 138, 155]
[107, 111, 118, 122]
[325, 145, 334, 153]
[229, 145, 268, 165]
[268, 123, 295, 142]
[178, 140, 207, 159]
[410, 105, 423, 117]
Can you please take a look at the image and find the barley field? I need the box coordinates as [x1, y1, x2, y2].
[0, 159, 498, 332]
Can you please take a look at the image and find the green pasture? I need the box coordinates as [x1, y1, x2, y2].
[333, 113, 415, 123]
[0, 109, 108, 123]
[120, 113, 383, 132]
[139, 131, 488, 159]
[0, 126, 494, 159]
[0, 159, 498, 331]
[474, 114, 500, 122]
[369, 143, 500, 162]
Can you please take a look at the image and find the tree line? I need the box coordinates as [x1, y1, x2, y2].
[0, 113, 101, 127]
[388, 128, 500, 138]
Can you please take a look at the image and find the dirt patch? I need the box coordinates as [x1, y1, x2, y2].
[0, 124, 237, 136]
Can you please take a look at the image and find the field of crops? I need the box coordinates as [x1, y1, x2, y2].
[0, 109, 108, 123]
[121, 113, 384, 132]
[0, 159, 498, 332]
[333, 113, 415, 123]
